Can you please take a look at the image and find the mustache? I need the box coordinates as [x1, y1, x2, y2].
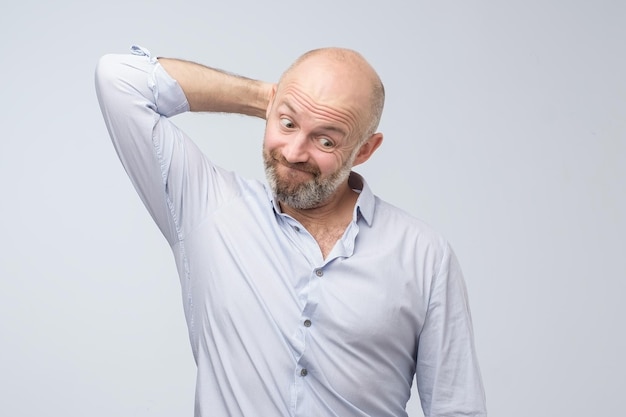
[269, 150, 320, 176]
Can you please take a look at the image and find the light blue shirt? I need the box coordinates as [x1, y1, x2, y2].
[95, 46, 487, 417]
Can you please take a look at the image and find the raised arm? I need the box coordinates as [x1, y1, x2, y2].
[157, 58, 273, 117]
[95, 46, 272, 246]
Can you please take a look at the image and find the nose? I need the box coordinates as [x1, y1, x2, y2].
[281, 133, 309, 164]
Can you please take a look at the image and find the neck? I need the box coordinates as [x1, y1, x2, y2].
[281, 183, 359, 259]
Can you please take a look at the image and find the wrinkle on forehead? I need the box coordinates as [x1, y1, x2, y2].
[277, 47, 384, 138]
[278, 85, 361, 139]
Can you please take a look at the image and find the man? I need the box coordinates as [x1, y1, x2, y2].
[95, 45, 487, 417]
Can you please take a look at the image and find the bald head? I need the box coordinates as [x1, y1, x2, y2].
[279, 48, 385, 141]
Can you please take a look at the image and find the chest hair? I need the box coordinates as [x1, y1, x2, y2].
[306, 223, 348, 259]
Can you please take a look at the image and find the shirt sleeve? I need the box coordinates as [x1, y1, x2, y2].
[415, 243, 488, 417]
[95, 46, 240, 246]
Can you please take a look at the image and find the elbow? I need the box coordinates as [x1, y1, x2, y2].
[94, 53, 126, 100]
[94, 52, 154, 114]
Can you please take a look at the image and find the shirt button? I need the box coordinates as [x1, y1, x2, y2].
[304, 319, 312, 327]
[300, 368, 308, 377]
[315, 269, 324, 277]
[293, 226, 300, 232]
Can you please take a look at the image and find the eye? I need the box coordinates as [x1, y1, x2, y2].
[318, 137, 334, 148]
[280, 118, 295, 129]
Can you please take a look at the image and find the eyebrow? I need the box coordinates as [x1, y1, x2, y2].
[278, 100, 348, 137]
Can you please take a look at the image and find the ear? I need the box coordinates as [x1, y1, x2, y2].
[352, 132, 383, 166]
[265, 84, 277, 120]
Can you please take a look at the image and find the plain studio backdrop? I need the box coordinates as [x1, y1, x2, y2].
[1, 1, 624, 416]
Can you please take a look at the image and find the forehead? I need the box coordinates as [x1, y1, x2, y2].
[276, 86, 356, 131]
[280, 55, 370, 106]
[274, 86, 365, 148]
[274, 58, 371, 134]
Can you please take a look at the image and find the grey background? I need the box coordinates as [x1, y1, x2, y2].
[1, 1, 624, 416]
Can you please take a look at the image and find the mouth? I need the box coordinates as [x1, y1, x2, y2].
[272, 155, 319, 177]
[280, 162, 313, 174]
[274, 164, 316, 184]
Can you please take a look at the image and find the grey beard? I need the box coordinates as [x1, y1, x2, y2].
[264, 154, 354, 210]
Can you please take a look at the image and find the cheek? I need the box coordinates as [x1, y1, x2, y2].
[262, 126, 278, 153]
[263, 121, 286, 149]
[315, 153, 344, 176]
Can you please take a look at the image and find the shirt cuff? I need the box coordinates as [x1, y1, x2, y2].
[131, 44, 190, 117]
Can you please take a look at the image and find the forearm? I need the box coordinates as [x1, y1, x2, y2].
[158, 57, 272, 118]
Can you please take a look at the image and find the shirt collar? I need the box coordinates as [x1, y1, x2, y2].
[349, 171, 375, 227]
